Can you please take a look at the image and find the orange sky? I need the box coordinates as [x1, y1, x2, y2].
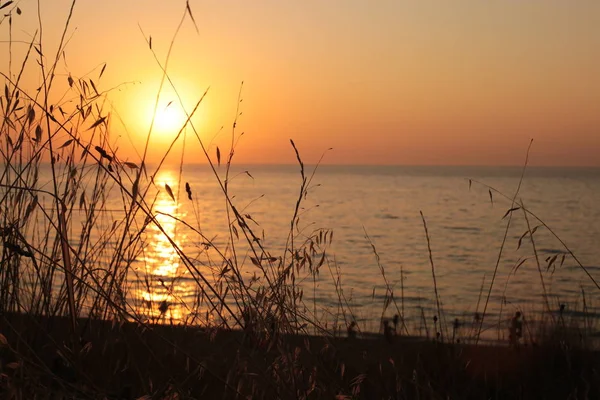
[1, 1, 599, 166]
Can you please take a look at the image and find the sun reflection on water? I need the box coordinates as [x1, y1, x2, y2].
[136, 171, 190, 322]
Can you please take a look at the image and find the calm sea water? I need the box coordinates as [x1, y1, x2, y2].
[29, 164, 600, 337]
[115, 164, 600, 335]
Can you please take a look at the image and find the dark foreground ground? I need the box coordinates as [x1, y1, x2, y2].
[1, 312, 598, 399]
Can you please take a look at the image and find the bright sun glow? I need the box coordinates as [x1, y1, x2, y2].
[125, 79, 210, 148]
[153, 103, 188, 135]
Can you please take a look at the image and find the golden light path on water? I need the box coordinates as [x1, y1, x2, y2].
[136, 170, 192, 323]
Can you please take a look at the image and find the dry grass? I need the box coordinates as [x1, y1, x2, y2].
[1, 2, 599, 399]
[2, 311, 600, 399]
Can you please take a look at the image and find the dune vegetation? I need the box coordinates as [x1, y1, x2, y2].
[1, 2, 599, 399]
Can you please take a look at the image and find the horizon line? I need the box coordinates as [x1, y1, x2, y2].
[38, 161, 600, 169]
[149, 162, 600, 169]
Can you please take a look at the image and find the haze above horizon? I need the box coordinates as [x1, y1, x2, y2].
[2, 1, 599, 166]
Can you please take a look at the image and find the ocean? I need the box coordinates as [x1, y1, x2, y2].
[117, 164, 600, 336]
[14, 163, 600, 339]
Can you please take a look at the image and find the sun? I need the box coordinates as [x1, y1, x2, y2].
[123, 78, 210, 147]
[153, 102, 188, 136]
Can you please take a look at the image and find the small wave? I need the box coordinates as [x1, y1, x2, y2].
[555, 310, 600, 319]
[448, 254, 471, 262]
[377, 213, 400, 220]
[538, 248, 564, 254]
[443, 226, 481, 232]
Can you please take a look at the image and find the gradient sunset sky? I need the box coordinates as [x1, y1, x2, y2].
[2, 1, 599, 166]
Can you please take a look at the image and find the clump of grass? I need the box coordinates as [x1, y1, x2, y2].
[0, 2, 352, 397]
[1, 2, 599, 399]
